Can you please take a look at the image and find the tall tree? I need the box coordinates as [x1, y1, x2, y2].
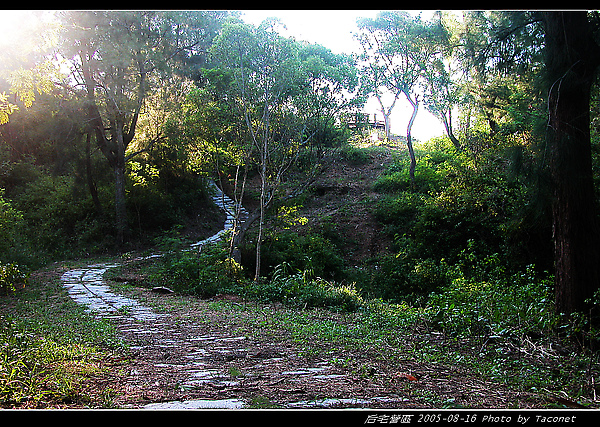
[297, 42, 361, 155]
[0, 11, 57, 126]
[58, 11, 223, 244]
[457, 11, 545, 153]
[417, 12, 465, 152]
[357, 12, 437, 186]
[355, 37, 401, 141]
[463, 10, 600, 319]
[542, 11, 600, 319]
[210, 19, 309, 281]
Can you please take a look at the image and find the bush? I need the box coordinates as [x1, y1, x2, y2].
[243, 263, 363, 312]
[0, 262, 28, 296]
[152, 242, 362, 312]
[152, 242, 244, 298]
[0, 190, 27, 263]
[373, 192, 422, 232]
[363, 253, 452, 303]
[338, 143, 371, 165]
[255, 231, 347, 282]
[11, 174, 105, 258]
[427, 260, 555, 339]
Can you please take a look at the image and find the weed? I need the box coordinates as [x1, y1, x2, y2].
[0, 262, 28, 296]
[0, 270, 125, 408]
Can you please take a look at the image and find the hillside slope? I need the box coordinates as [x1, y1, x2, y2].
[294, 144, 397, 265]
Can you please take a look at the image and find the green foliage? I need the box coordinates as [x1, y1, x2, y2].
[255, 230, 347, 282]
[0, 189, 25, 262]
[243, 263, 363, 312]
[0, 267, 124, 408]
[428, 257, 555, 339]
[371, 136, 549, 296]
[11, 173, 111, 258]
[337, 143, 371, 165]
[373, 192, 422, 234]
[151, 237, 362, 311]
[0, 262, 28, 296]
[152, 242, 244, 298]
[364, 253, 452, 303]
[373, 158, 447, 194]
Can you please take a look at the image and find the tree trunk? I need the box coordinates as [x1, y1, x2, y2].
[255, 138, 268, 282]
[543, 11, 600, 319]
[405, 91, 419, 188]
[85, 132, 102, 214]
[375, 90, 398, 141]
[114, 163, 128, 246]
[440, 109, 462, 152]
[383, 111, 391, 140]
[230, 209, 260, 265]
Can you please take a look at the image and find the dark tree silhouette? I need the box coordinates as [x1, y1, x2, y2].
[543, 11, 600, 319]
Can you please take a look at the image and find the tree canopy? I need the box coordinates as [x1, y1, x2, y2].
[2, 9, 600, 329]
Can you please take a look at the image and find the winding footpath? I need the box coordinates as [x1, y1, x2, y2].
[60, 183, 417, 410]
[62, 183, 244, 320]
[58, 184, 525, 411]
[60, 183, 253, 409]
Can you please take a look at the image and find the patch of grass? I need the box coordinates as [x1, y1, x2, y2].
[242, 263, 364, 312]
[0, 267, 125, 408]
[249, 283, 599, 407]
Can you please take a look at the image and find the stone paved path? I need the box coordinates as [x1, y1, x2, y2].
[59, 183, 409, 409]
[60, 183, 254, 408]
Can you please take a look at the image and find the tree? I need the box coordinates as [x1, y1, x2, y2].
[297, 42, 361, 156]
[542, 11, 600, 320]
[459, 10, 600, 320]
[455, 11, 546, 155]
[210, 19, 309, 281]
[357, 12, 438, 186]
[58, 11, 223, 244]
[417, 12, 465, 152]
[0, 11, 58, 126]
[355, 35, 401, 141]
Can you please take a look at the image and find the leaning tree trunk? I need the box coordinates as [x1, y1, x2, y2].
[404, 91, 419, 188]
[543, 11, 600, 319]
[85, 132, 102, 214]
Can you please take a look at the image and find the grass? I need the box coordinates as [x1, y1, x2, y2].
[107, 236, 600, 408]
[2, 255, 599, 408]
[0, 264, 126, 408]
[243, 294, 599, 408]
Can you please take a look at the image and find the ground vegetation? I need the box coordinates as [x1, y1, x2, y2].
[1, 10, 600, 409]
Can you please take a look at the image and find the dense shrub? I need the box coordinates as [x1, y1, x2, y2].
[243, 263, 363, 312]
[151, 242, 243, 298]
[428, 260, 555, 340]
[127, 162, 210, 234]
[0, 262, 28, 296]
[10, 174, 110, 258]
[338, 143, 371, 165]
[362, 253, 452, 303]
[0, 190, 28, 264]
[253, 230, 347, 282]
[368, 136, 552, 304]
[373, 192, 423, 238]
[152, 239, 363, 311]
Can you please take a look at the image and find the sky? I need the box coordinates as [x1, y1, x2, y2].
[240, 10, 447, 142]
[0, 9, 447, 141]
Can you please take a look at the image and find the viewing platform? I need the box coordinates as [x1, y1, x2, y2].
[347, 112, 386, 130]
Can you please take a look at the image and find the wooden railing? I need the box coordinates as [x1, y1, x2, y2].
[347, 113, 385, 130]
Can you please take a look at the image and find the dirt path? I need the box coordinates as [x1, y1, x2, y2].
[59, 258, 543, 410]
[56, 154, 547, 409]
[57, 180, 413, 409]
